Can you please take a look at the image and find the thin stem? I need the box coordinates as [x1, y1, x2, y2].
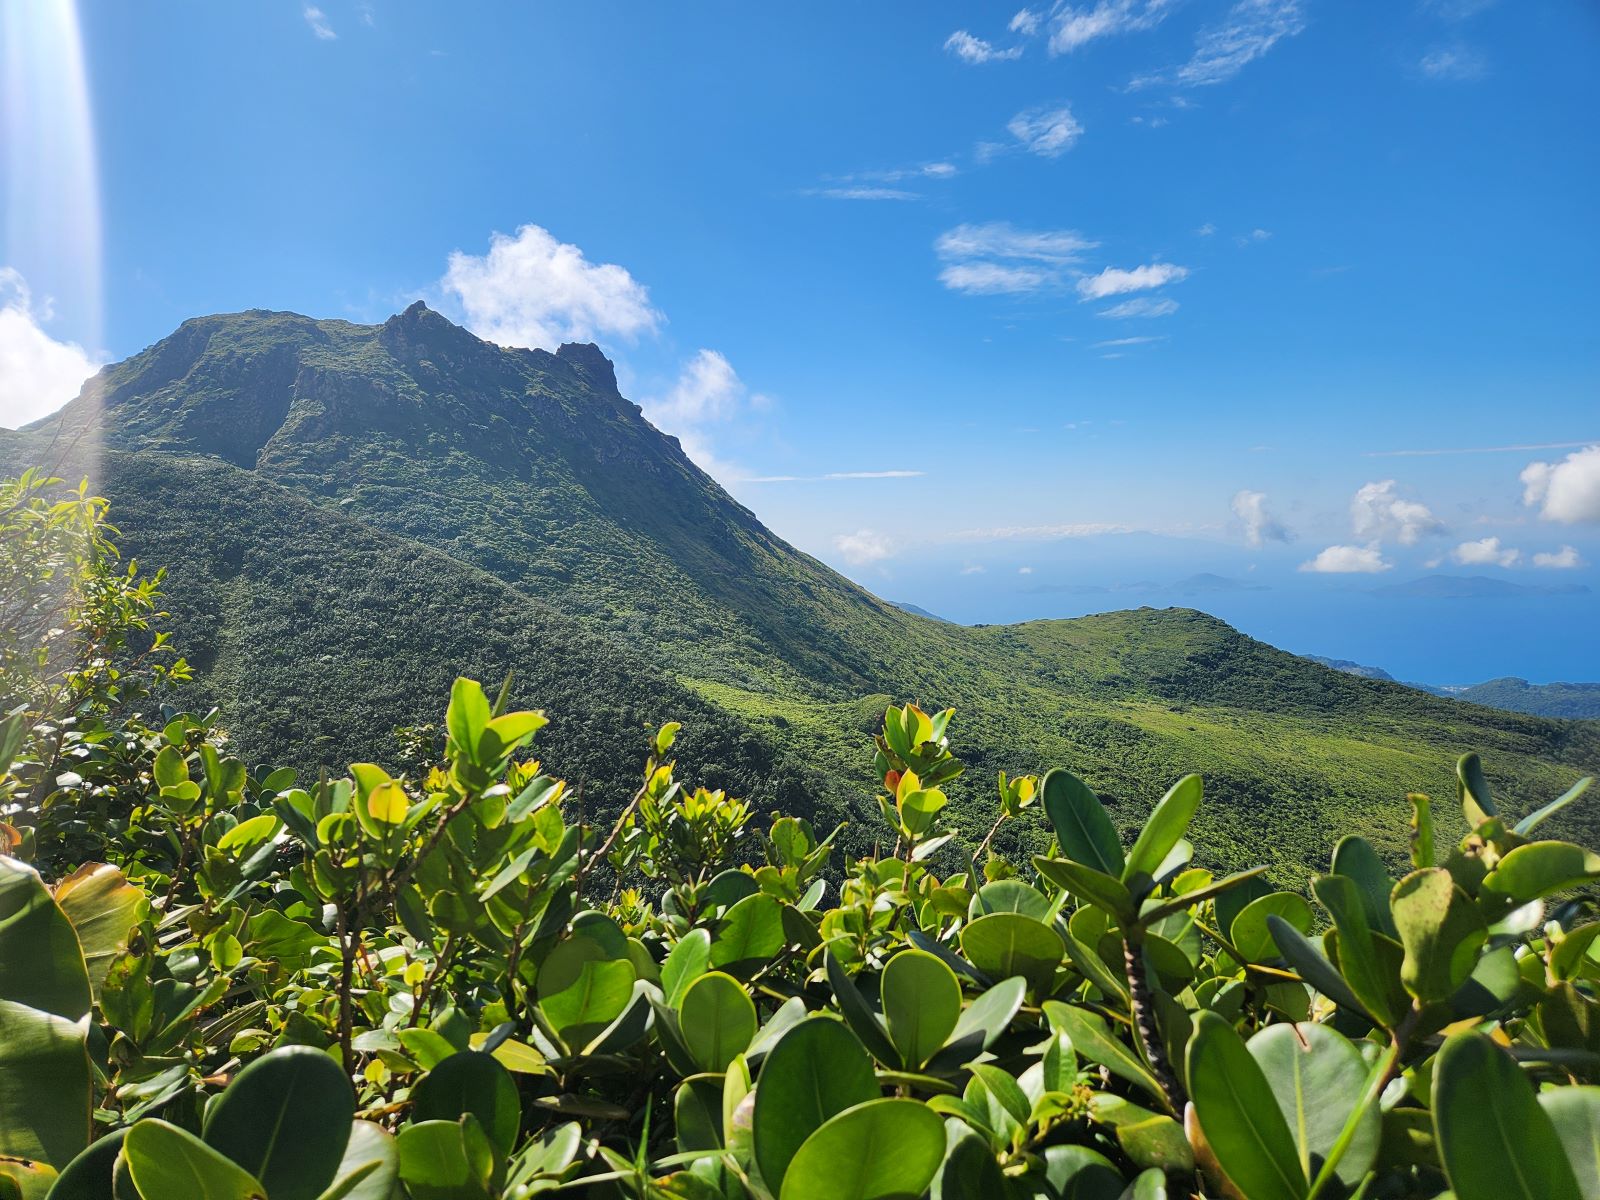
[1123, 934, 1186, 1114]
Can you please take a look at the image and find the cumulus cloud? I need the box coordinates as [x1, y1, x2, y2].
[1076, 262, 1188, 299]
[1532, 545, 1583, 569]
[944, 30, 1022, 63]
[935, 223, 1097, 295]
[1300, 543, 1391, 574]
[1098, 297, 1179, 318]
[1351, 480, 1446, 545]
[1049, 0, 1178, 53]
[0, 268, 98, 429]
[1451, 536, 1520, 567]
[1134, 0, 1306, 87]
[1006, 106, 1085, 156]
[1231, 489, 1290, 547]
[303, 5, 336, 39]
[1521, 445, 1600, 524]
[441, 224, 661, 352]
[834, 529, 895, 565]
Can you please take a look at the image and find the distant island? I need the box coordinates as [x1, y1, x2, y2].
[1304, 655, 1600, 719]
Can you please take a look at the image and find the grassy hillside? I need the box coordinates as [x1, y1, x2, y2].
[11, 306, 1596, 881]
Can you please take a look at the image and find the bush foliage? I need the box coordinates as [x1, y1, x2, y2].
[2, 476, 1599, 1200]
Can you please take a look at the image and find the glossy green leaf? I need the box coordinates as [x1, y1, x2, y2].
[753, 1018, 879, 1195]
[1457, 752, 1497, 829]
[1123, 774, 1202, 887]
[1391, 868, 1487, 1002]
[778, 1099, 945, 1200]
[395, 1118, 495, 1200]
[710, 894, 786, 972]
[662, 928, 712, 1008]
[536, 933, 635, 1046]
[1310, 874, 1399, 1026]
[959, 912, 1063, 995]
[1041, 769, 1124, 877]
[1042, 1002, 1165, 1104]
[1433, 1032, 1581, 1200]
[1185, 1010, 1306, 1200]
[50, 866, 145, 999]
[1483, 842, 1600, 902]
[411, 1051, 520, 1159]
[1267, 915, 1376, 1021]
[317, 1122, 398, 1200]
[1033, 856, 1135, 924]
[124, 1121, 266, 1200]
[1515, 777, 1594, 837]
[825, 951, 900, 1065]
[1087, 1095, 1193, 1173]
[680, 972, 757, 1073]
[1539, 1087, 1600, 1200]
[1328, 835, 1397, 938]
[1248, 1022, 1380, 1188]
[881, 950, 960, 1070]
[44, 1128, 125, 1200]
[1230, 892, 1311, 963]
[202, 1045, 353, 1200]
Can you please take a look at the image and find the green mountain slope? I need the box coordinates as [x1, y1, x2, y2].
[12, 306, 1597, 879]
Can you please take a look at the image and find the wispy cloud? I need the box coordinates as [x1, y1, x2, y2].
[1006, 106, 1085, 157]
[961, 564, 987, 575]
[1133, 0, 1306, 88]
[1300, 543, 1391, 573]
[945, 30, 1023, 63]
[1049, 0, 1179, 54]
[812, 186, 918, 201]
[747, 470, 925, 483]
[834, 529, 896, 565]
[1098, 296, 1179, 318]
[1011, 9, 1043, 36]
[1093, 335, 1165, 347]
[1351, 479, 1446, 545]
[0, 267, 99, 428]
[1521, 445, 1600, 524]
[1419, 44, 1487, 80]
[945, 521, 1133, 542]
[640, 349, 772, 480]
[935, 222, 1097, 296]
[1365, 440, 1599, 458]
[1451, 536, 1520, 567]
[1532, 545, 1584, 570]
[1196, 222, 1217, 236]
[1076, 262, 1188, 299]
[303, 5, 337, 39]
[1232, 489, 1290, 546]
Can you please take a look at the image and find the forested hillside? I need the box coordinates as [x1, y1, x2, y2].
[8, 305, 1596, 878]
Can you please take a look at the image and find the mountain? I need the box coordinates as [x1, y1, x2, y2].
[890, 602, 954, 623]
[1372, 574, 1591, 599]
[1303, 656, 1398, 682]
[8, 305, 1596, 878]
[1301, 655, 1600, 719]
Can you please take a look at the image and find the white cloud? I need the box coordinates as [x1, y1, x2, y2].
[946, 521, 1132, 542]
[441, 224, 661, 351]
[1010, 9, 1042, 36]
[945, 30, 1022, 63]
[922, 162, 959, 178]
[1420, 45, 1487, 80]
[1134, 0, 1306, 87]
[1351, 479, 1446, 545]
[0, 268, 98, 428]
[1367, 440, 1597, 458]
[303, 5, 336, 39]
[1451, 536, 1520, 567]
[1076, 262, 1188, 299]
[644, 349, 744, 426]
[834, 529, 895, 565]
[1300, 543, 1392, 574]
[747, 470, 924, 483]
[1018, 565, 1035, 575]
[961, 564, 987, 575]
[1231, 489, 1289, 546]
[1532, 545, 1584, 570]
[1196, 222, 1217, 236]
[1049, 0, 1178, 54]
[1094, 336, 1164, 347]
[1007, 106, 1084, 157]
[814, 187, 918, 201]
[1522, 446, 1600, 524]
[1098, 297, 1179, 318]
[935, 223, 1097, 296]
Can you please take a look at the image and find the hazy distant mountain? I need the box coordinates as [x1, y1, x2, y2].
[1303, 656, 1398, 682]
[7, 304, 1594, 871]
[890, 601, 953, 623]
[1373, 574, 1591, 599]
[1302, 656, 1599, 720]
[1170, 573, 1269, 595]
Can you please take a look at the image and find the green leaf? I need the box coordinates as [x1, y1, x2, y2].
[1328, 835, 1398, 939]
[1458, 752, 1497, 829]
[52, 865, 144, 1000]
[1123, 774, 1202, 887]
[1185, 1010, 1306, 1200]
[958, 912, 1064, 995]
[680, 972, 757, 1073]
[44, 1127, 125, 1200]
[124, 1121, 266, 1200]
[1042, 1002, 1165, 1105]
[1432, 1032, 1582, 1200]
[1310, 874, 1399, 1027]
[1391, 868, 1487, 1002]
[1230, 892, 1312, 964]
[710, 894, 786, 973]
[777, 1099, 946, 1200]
[1041, 769, 1124, 877]
[0, 1159, 57, 1200]
[0, 857, 91, 1168]
[1267, 915, 1376, 1021]
[1539, 1087, 1600, 1200]
[1516, 777, 1594, 837]
[662, 928, 711, 1009]
[825, 951, 899, 1065]
[395, 1119, 495, 1200]
[445, 678, 491, 763]
[880, 950, 960, 1070]
[1247, 1022, 1380, 1188]
[1483, 842, 1600, 902]
[316, 1122, 398, 1200]
[946, 975, 1026, 1052]
[1087, 1095, 1193, 1173]
[753, 1017, 879, 1196]
[411, 1051, 520, 1160]
[1033, 856, 1135, 924]
[201, 1045, 353, 1200]
[536, 933, 635, 1047]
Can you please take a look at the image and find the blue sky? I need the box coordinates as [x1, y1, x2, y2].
[2, 1, 1597, 681]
